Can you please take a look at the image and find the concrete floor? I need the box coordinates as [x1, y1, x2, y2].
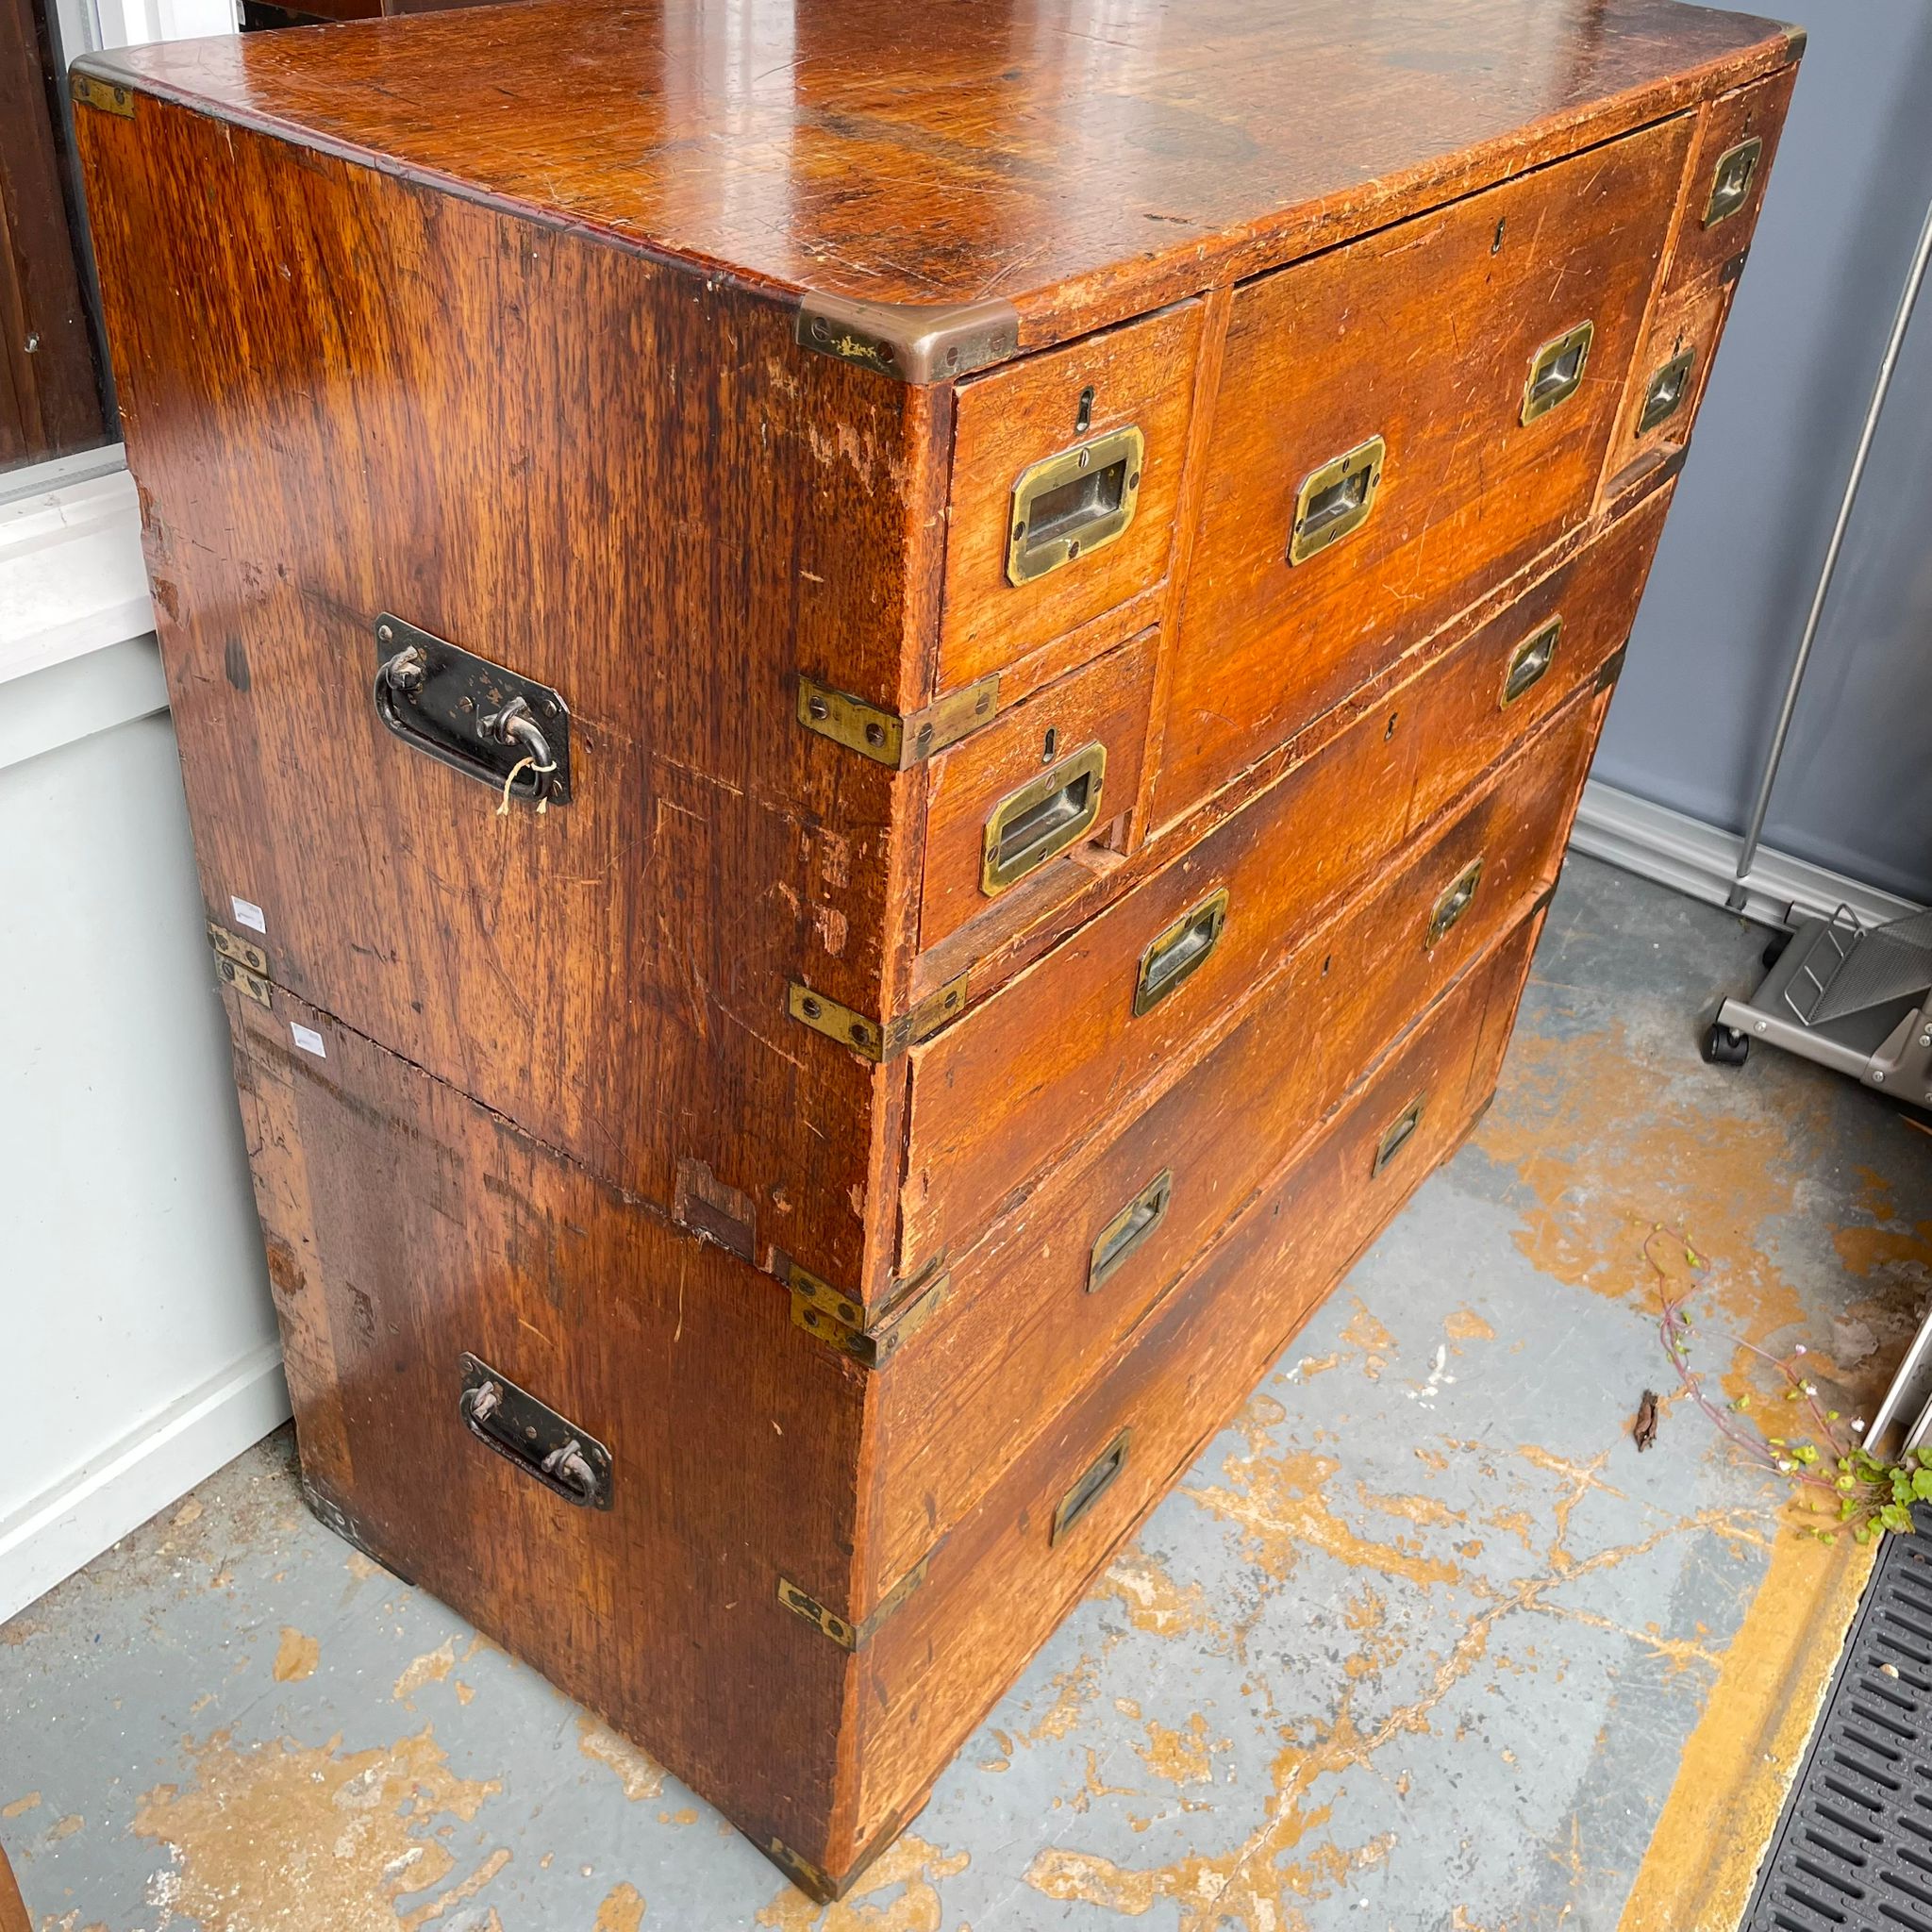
[7, 855, 1932, 1932]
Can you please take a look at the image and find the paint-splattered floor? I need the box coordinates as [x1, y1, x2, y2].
[8, 856, 1932, 1932]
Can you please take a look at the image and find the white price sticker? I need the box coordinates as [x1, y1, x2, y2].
[230, 895, 267, 934]
[290, 1024, 326, 1059]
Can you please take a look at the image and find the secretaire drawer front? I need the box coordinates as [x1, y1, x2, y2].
[899, 685, 1417, 1275]
[939, 302, 1204, 691]
[1404, 487, 1671, 831]
[1156, 114, 1689, 824]
[856, 915, 1531, 1844]
[917, 630, 1156, 952]
[872, 706, 1592, 1581]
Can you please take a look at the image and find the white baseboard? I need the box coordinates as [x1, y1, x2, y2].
[1570, 778, 1924, 931]
[0, 1343, 291, 1626]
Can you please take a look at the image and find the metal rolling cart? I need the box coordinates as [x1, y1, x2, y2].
[1702, 187, 1932, 1088]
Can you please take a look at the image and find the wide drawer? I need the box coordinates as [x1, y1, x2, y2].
[1155, 114, 1688, 824]
[854, 905, 1541, 1848]
[895, 494, 1658, 1280]
[872, 764, 1579, 1584]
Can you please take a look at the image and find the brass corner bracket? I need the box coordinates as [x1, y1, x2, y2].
[794, 293, 1021, 384]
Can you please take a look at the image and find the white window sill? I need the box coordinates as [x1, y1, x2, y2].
[0, 454, 156, 687]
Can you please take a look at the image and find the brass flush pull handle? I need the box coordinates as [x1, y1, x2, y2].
[1006, 425, 1144, 585]
[1089, 1169, 1173, 1292]
[1501, 618, 1562, 708]
[1372, 1095, 1427, 1177]
[1521, 321, 1594, 425]
[1052, 1428, 1131, 1545]
[1289, 434, 1386, 565]
[981, 742, 1107, 895]
[1638, 348, 1696, 436]
[1704, 136, 1763, 227]
[457, 1351, 612, 1509]
[1134, 888, 1229, 1017]
[1427, 859, 1483, 948]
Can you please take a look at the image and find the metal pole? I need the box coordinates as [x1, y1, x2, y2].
[1727, 189, 1932, 911]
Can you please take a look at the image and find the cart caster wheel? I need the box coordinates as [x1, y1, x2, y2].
[1703, 1022, 1750, 1067]
[1761, 931, 1791, 970]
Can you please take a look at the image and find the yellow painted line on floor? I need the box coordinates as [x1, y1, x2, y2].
[1619, 1524, 1877, 1932]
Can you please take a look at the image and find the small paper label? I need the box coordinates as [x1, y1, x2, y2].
[230, 895, 267, 934]
[290, 1024, 326, 1059]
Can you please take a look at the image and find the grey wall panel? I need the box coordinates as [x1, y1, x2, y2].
[1595, 0, 1932, 904]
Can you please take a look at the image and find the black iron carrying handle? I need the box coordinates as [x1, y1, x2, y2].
[371, 614, 572, 807]
[457, 1352, 612, 1508]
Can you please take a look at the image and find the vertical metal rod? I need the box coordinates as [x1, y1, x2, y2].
[1727, 190, 1932, 911]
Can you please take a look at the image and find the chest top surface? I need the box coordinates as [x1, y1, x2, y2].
[88, 0, 1797, 349]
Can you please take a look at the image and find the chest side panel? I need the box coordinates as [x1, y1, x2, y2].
[77, 97, 941, 1295]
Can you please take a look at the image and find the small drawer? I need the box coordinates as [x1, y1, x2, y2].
[1156, 114, 1689, 826]
[938, 302, 1204, 691]
[1601, 281, 1728, 492]
[917, 630, 1156, 951]
[855, 910, 1536, 1843]
[1665, 66, 1797, 296]
[869, 706, 1594, 1582]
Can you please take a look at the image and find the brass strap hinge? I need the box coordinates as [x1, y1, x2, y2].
[775, 1552, 932, 1653]
[208, 922, 273, 1008]
[796, 674, 999, 769]
[785, 974, 967, 1061]
[71, 70, 135, 117]
[785, 1259, 948, 1368]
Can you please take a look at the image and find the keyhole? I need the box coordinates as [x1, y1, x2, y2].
[1075, 385, 1095, 434]
[1041, 725, 1059, 763]
[1385, 711, 1400, 741]
[1492, 217, 1507, 255]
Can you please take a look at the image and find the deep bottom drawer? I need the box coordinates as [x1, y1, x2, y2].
[853, 900, 1544, 1850]
[867, 680, 1601, 1582]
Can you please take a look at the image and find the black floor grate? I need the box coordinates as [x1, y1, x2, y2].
[1745, 1524, 1932, 1932]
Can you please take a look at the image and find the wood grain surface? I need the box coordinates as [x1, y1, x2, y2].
[76, 0, 1797, 354]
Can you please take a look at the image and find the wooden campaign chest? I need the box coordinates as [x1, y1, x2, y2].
[72, 0, 1800, 1896]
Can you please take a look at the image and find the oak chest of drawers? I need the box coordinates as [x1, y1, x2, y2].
[74, 0, 1800, 1897]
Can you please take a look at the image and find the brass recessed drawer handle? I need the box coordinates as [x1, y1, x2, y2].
[1372, 1095, 1426, 1177]
[1289, 434, 1385, 565]
[1427, 859, 1483, 948]
[1052, 1428, 1131, 1545]
[1501, 617, 1562, 707]
[1638, 348, 1696, 436]
[1006, 425, 1144, 585]
[981, 741, 1107, 895]
[1521, 321, 1594, 425]
[1704, 136, 1763, 227]
[1089, 1169, 1173, 1292]
[1134, 887, 1229, 1017]
[372, 613, 571, 808]
[458, 1351, 612, 1509]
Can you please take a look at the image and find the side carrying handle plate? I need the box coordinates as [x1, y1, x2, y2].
[1372, 1095, 1426, 1177]
[1638, 347, 1696, 436]
[1521, 321, 1594, 425]
[1290, 434, 1385, 565]
[1704, 136, 1763, 228]
[982, 742, 1107, 894]
[1007, 425, 1144, 585]
[1088, 1169, 1173, 1292]
[1501, 618, 1561, 708]
[458, 1352, 611, 1508]
[373, 614, 571, 807]
[1052, 1428, 1132, 1545]
[1134, 888, 1229, 1017]
[1427, 858, 1484, 948]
